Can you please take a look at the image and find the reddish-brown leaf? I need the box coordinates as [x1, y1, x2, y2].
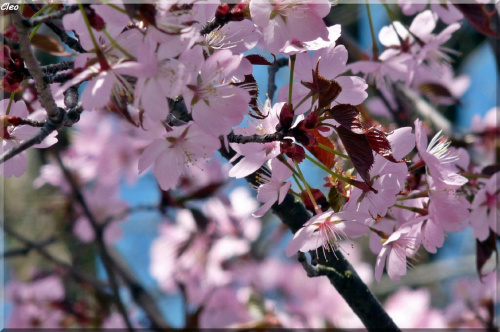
[454, 4, 500, 37]
[326, 104, 364, 134]
[418, 83, 455, 99]
[365, 128, 400, 163]
[336, 126, 373, 185]
[306, 129, 336, 168]
[30, 34, 73, 56]
[299, 188, 329, 213]
[245, 54, 274, 66]
[281, 139, 305, 163]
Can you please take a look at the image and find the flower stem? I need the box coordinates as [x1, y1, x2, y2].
[393, 204, 428, 215]
[77, 3, 102, 56]
[294, 160, 320, 213]
[365, 0, 379, 60]
[304, 153, 352, 183]
[5, 91, 16, 115]
[318, 143, 349, 159]
[293, 174, 305, 193]
[102, 28, 135, 59]
[29, 5, 57, 40]
[288, 54, 296, 105]
[396, 190, 429, 201]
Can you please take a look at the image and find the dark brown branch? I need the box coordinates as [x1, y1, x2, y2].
[267, 57, 288, 101]
[54, 152, 134, 331]
[167, 90, 399, 331]
[227, 131, 286, 144]
[23, 4, 80, 27]
[41, 61, 74, 75]
[219, 138, 400, 331]
[15, 118, 46, 127]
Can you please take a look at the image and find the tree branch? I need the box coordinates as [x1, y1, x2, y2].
[2, 223, 109, 291]
[267, 57, 288, 101]
[22, 4, 80, 27]
[227, 131, 286, 144]
[219, 142, 400, 331]
[54, 151, 134, 331]
[108, 248, 171, 330]
[13, 11, 63, 123]
[0, 117, 61, 164]
[0, 104, 83, 165]
[27, 3, 84, 53]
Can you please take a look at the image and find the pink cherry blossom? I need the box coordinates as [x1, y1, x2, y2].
[414, 119, 468, 188]
[249, 0, 331, 54]
[470, 172, 499, 241]
[204, 19, 261, 54]
[138, 122, 221, 191]
[345, 127, 415, 218]
[278, 44, 368, 114]
[229, 100, 282, 178]
[384, 288, 446, 328]
[375, 224, 419, 282]
[285, 210, 370, 258]
[252, 158, 293, 217]
[182, 49, 252, 137]
[6, 276, 65, 328]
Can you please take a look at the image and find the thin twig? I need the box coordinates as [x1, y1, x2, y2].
[0, 117, 61, 164]
[23, 4, 80, 27]
[1, 236, 56, 258]
[54, 152, 134, 331]
[2, 223, 109, 291]
[0, 102, 83, 165]
[108, 248, 171, 330]
[297, 252, 320, 277]
[41, 61, 74, 75]
[15, 118, 47, 127]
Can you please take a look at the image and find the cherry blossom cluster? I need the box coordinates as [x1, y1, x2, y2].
[1, 0, 499, 329]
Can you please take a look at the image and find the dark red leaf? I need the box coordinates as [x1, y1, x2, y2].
[365, 128, 400, 163]
[336, 126, 373, 185]
[326, 104, 364, 134]
[245, 54, 274, 66]
[2, 71, 24, 92]
[281, 139, 305, 163]
[454, 4, 500, 37]
[482, 165, 500, 176]
[306, 129, 335, 169]
[299, 188, 329, 213]
[276, 103, 294, 131]
[476, 231, 498, 280]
